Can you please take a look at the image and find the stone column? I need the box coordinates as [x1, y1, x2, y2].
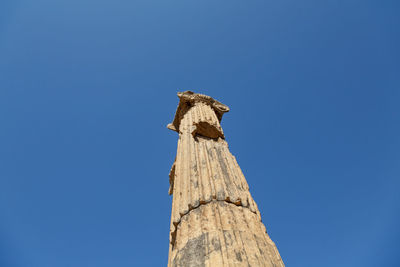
[167, 91, 284, 267]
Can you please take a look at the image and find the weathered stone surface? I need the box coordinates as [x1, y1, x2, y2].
[167, 91, 284, 267]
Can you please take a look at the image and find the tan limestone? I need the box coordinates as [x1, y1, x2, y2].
[167, 91, 284, 267]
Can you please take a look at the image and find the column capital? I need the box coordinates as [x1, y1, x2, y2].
[167, 91, 230, 132]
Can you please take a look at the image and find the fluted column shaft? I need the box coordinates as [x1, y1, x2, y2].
[168, 92, 284, 267]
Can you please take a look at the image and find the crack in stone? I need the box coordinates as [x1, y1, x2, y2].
[170, 198, 258, 249]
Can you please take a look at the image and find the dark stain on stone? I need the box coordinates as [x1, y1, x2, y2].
[223, 230, 233, 246]
[215, 146, 236, 195]
[235, 251, 243, 262]
[171, 233, 207, 267]
[192, 163, 198, 173]
[215, 147, 229, 179]
[207, 148, 214, 160]
[211, 237, 221, 251]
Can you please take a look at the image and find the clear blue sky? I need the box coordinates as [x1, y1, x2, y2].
[0, 0, 399, 266]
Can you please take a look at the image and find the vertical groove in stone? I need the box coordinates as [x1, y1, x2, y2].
[168, 92, 284, 267]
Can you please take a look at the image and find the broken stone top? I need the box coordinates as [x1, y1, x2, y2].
[167, 91, 230, 132]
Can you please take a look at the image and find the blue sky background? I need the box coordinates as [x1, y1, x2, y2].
[0, 0, 399, 266]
